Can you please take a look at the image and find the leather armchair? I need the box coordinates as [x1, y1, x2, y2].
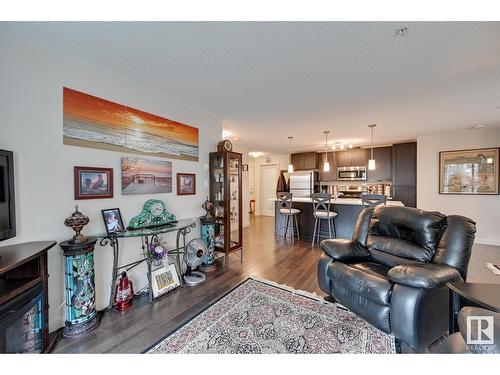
[318, 206, 476, 350]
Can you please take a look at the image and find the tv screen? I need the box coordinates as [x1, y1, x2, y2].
[0, 149, 15, 241]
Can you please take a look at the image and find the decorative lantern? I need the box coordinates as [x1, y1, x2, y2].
[114, 271, 135, 311]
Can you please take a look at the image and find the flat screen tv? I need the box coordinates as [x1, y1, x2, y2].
[0, 149, 16, 241]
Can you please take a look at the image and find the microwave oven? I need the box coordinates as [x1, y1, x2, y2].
[337, 167, 367, 181]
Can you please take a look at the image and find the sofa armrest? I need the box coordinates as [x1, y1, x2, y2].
[388, 263, 462, 289]
[320, 239, 370, 262]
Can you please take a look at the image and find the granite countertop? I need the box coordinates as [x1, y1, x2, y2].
[273, 197, 404, 206]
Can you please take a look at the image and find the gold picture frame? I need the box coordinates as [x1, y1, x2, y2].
[439, 148, 499, 195]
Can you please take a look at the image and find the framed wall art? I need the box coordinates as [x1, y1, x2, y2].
[101, 208, 126, 236]
[177, 173, 196, 195]
[151, 264, 180, 298]
[439, 148, 499, 195]
[74, 166, 113, 200]
[121, 156, 172, 195]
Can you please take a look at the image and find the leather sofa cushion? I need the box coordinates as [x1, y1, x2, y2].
[369, 206, 446, 254]
[367, 235, 434, 263]
[321, 239, 370, 262]
[387, 263, 461, 288]
[327, 262, 393, 306]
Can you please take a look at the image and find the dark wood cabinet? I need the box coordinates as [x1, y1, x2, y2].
[367, 146, 393, 181]
[336, 148, 367, 167]
[291, 152, 319, 171]
[392, 186, 417, 208]
[392, 142, 417, 207]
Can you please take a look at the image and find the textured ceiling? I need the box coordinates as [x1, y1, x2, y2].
[2, 22, 500, 153]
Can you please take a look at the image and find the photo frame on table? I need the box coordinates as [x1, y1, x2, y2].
[242, 164, 248, 171]
[74, 166, 113, 200]
[151, 264, 180, 298]
[101, 208, 126, 236]
[439, 148, 499, 195]
[176, 173, 196, 195]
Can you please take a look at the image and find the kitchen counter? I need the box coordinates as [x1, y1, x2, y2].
[272, 197, 404, 206]
[274, 198, 404, 240]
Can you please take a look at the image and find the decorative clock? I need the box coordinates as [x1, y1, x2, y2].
[127, 199, 177, 230]
[217, 140, 233, 152]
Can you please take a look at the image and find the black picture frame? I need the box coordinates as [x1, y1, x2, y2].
[101, 208, 126, 236]
[242, 164, 248, 172]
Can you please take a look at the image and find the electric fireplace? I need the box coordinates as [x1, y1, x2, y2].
[0, 284, 44, 353]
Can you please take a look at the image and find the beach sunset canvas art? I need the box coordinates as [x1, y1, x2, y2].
[121, 157, 172, 195]
[63, 87, 199, 161]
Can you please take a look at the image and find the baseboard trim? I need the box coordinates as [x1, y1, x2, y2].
[475, 239, 500, 247]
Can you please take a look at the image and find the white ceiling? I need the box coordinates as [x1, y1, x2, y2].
[3, 22, 500, 154]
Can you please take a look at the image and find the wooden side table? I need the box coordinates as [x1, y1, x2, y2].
[447, 281, 500, 334]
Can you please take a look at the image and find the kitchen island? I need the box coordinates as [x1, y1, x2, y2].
[274, 197, 404, 241]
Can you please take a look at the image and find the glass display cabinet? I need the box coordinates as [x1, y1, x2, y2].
[209, 151, 243, 263]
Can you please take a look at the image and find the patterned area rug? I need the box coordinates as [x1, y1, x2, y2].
[147, 278, 395, 354]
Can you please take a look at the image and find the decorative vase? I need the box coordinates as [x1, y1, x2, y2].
[64, 205, 90, 244]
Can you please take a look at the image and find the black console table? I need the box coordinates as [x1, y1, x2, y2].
[447, 281, 500, 334]
[93, 218, 197, 309]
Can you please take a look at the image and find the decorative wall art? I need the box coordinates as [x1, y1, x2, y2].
[121, 156, 172, 195]
[63, 87, 199, 161]
[439, 148, 499, 195]
[176, 173, 196, 195]
[74, 166, 113, 200]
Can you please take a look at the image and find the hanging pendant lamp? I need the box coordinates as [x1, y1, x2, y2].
[287, 136, 294, 173]
[368, 124, 377, 170]
[323, 131, 330, 172]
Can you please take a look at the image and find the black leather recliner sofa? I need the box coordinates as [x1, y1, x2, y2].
[318, 206, 476, 350]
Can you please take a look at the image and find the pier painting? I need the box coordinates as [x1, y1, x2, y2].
[121, 157, 172, 195]
[63, 87, 199, 161]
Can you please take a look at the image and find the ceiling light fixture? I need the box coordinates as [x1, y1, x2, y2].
[287, 136, 294, 173]
[249, 151, 264, 158]
[349, 143, 353, 149]
[340, 144, 345, 150]
[368, 124, 377, 170]
[323, 131, 331, 172]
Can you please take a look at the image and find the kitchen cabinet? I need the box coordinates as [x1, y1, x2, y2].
[336, 148, 367, 167]
[392, 142, 417, 207]
[318, 151, 337, 181]
[367, 146, 393, 181]
[291, 152, 319, 171]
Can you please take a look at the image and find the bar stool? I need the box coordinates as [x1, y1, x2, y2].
[361, 193, 387, 208]
[276, 192, 301, 241]
[311, 193, 337, 247]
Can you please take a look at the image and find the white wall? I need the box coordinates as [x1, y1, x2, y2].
[0, 33, 222, 331]
[253, 154, 290, 215]
[417, 126, 500, 246]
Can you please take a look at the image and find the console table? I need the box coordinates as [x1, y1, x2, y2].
[94, 218, 197, 310]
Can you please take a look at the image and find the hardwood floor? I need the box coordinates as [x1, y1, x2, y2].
[52, 215, 499, 353]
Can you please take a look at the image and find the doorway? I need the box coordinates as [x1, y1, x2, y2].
[260, 164, 278, 216]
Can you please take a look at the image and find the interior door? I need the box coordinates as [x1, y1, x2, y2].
[260, 164, 278, 216]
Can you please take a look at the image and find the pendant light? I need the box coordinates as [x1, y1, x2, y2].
[368, 124, 377, 170]
[287, 136, 294, 173]
[323, 131, 331, 172]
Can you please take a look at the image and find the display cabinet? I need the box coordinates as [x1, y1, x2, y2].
[209, 151, 243, 263]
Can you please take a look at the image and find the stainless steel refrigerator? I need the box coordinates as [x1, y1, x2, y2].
[288, 171, 319, 198]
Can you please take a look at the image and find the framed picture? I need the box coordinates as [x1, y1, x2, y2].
[439, 148, 499, 195]
[74, 166, 113, 200]
[177, 173, 196, 195]
[242, 164, 248, 171]
[121, 157, 172, 195]
[101, 208, 126, 236]
[151, 264, 180, 298]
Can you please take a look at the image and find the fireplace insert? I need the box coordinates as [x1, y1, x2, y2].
[0, 284, 44, 353]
